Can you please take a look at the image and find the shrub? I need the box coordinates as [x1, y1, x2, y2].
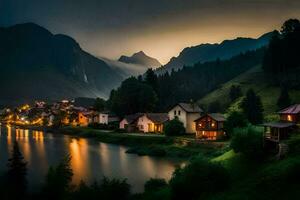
[100, 177, 131, 200]
[224, 111, 248, 138]
[164, 117, 185, 136]
[144, 178, 168, 192]
[88, 123, 111, 130]
[169, 157, 229, 200]
[71, 178, 131, 200]
[230, 126, 264, 160]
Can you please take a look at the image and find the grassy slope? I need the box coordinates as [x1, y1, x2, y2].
[210, 149, 300, 200]
[199, 65, 300, 120]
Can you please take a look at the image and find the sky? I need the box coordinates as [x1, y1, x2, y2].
[1, 0, 300, 64]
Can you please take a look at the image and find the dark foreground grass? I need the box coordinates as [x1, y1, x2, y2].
[207, 135, 300, 200]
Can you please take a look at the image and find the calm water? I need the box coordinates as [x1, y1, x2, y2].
[0, 126, 183, 192]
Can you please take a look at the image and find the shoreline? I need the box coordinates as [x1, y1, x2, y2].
[3, 124, 229, 160]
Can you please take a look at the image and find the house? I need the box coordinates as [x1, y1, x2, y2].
[98, 112, 120, 125]
[78, 112, 92, 126]
[194, 113, 226, 140]
[278, 104, 300, 124]
[137, 113, 169, 133]
[168, 103, 203, 134]
[99, 113, 109, 124]
[119, 113, 144, 132]
[263, 104, 300, 142]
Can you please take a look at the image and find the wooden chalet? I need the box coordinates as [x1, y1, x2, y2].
[262, 104, 300, 143]
[194, 113, 226, 140]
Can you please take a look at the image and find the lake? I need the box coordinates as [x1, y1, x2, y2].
[0, 125, 183, 192]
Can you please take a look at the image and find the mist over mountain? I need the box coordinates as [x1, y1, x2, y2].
[119, 51, 162, 68]
[156, 32, 273, 74]
[0, 23, 126, 105]
[100, 57, 149, 78]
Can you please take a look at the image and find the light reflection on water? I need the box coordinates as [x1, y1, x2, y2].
[0, 126, 183, 192]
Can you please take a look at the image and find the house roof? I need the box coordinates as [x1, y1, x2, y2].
[208, 113, 226, 121]
[145, 113, 169, 124]
[278, 104, 300, 114]
[262, 121, 296, 128]
[194, 113, 225, 122]
[123, 113, 144, 124]
[172, 103, 203, 113]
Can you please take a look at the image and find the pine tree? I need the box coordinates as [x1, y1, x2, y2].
[6, 141, 28, 199]
[240, 89, 264, 125]
[277, 87, 291, 109]
[145, 68, 158, 91]
[43, 155, 73, 199]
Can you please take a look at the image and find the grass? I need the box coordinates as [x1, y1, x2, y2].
[199, 65, 300, 119]
[207, 134, 300, 200]
[211, 150, 236, 162]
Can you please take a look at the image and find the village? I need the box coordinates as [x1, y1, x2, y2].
[1, 99, 299, 149]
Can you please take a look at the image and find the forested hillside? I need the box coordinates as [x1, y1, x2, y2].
[108, 48, 265, 116]
[200, 19, 300, 119]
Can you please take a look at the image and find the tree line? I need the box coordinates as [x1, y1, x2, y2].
[263, 19, 300, 88]
[108, 48, 265, 117]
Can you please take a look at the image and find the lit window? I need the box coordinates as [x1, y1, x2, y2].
[211, 122, 215, 127]
[287, 115, 292, 121]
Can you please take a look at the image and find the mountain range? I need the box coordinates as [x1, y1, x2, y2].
[0, 22, 273, 105]
[156, 32, 273, 74]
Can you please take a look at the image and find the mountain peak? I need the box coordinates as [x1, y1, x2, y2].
[133, 51, 146, 56]
[118, 51, 161, 67]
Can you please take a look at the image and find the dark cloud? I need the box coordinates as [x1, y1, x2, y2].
[1, 0, 300, 63]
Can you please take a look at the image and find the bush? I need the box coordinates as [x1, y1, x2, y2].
[230, 126, 264, 160]
[164, 118, 185, 136]
[224, 111, 248, 138]
[169, 157, 229, 200]
[144, 178, 168, 192]
[71, 178, 131, 200]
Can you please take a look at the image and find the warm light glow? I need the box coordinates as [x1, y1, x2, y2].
[287, 115, 293, 122]
[69, 138, 89, 183]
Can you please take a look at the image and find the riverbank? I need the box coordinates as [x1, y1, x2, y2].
[53, 126, 229, 159]
[4, 124, 229, 159]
